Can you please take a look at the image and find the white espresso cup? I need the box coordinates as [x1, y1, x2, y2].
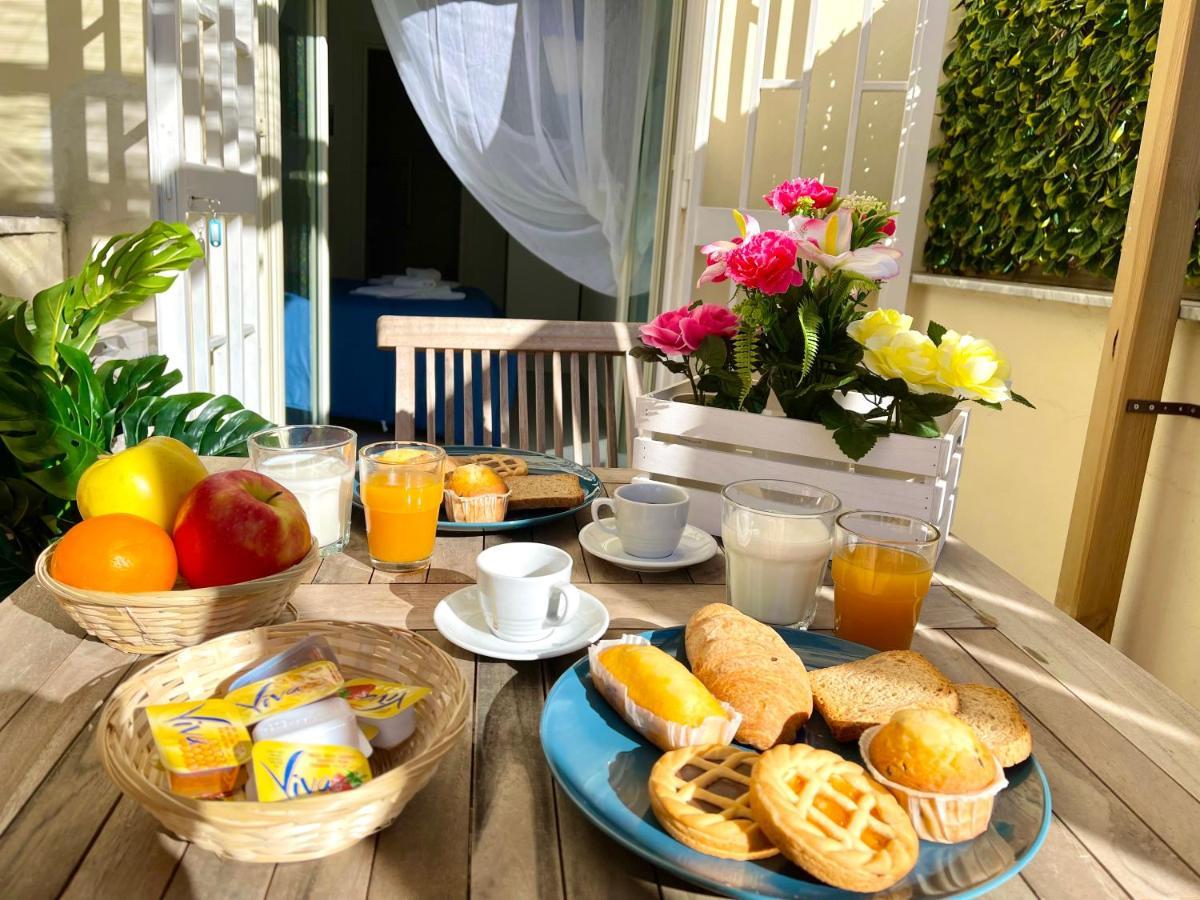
[590, 482, 690, 559]
[475, 543, 580, 642]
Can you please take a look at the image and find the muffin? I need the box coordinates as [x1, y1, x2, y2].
[860, 708, 1006, 843]
[443, 463, 510, 523]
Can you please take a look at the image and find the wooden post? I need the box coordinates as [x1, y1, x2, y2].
[1057, 0, 1200, 639]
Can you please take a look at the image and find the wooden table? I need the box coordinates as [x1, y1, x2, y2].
[1, 468, 1198, 899]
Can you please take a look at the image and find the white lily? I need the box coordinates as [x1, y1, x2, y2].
[790, 208, 902, 281]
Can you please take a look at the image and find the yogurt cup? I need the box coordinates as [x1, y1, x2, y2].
[252, 695, 373, 757]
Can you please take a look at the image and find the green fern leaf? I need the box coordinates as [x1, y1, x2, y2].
[798, 302, 821, 380]
[732, 325, 757, 410]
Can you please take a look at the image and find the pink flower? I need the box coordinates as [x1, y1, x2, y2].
[697, 236, 742, 285]
[880, 218, 896, 237]
[679, 304, 738, 348]
[725, 231, 805, 295]
[639, 307, 692, 356]
[763, 178, 838, 217]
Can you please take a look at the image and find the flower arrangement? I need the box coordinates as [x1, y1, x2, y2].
[635, 177, 1031, 460]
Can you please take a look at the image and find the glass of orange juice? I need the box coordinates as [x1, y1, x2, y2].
[831, 511, 940, 651]
[358, 441, 446, 573]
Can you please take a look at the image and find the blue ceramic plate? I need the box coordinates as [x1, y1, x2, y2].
[353, 445, 602, 533]
[540, 628, 1051, 899]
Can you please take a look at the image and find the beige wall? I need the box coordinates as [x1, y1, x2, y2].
[0, 0, 152, 293]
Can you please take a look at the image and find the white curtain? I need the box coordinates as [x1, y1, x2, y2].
[371, 0, 659, 299]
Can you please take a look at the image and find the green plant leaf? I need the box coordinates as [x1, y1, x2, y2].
[695, 334, 728, 369]
[122, 393, 271, 457]
[906, 391, 961, 416]
[797, 301, 820, 379]
[831, 420, 880, 461]
[1010, 390, 1036, 408]
[927, 320, 947, 346]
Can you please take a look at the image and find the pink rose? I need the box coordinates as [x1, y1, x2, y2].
[679, 304, 738, 348]
[725, 231, 805, 295]
[763, 178, 838, 217]
[639, 307, 692, 356]
[881, 218, 896, 237]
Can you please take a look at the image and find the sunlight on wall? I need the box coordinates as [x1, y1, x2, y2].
[0, 0, 152, 290]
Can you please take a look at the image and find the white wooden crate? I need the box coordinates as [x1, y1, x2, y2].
[633, 385, 968, 550]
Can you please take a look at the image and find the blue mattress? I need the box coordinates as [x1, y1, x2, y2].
[285, 278, 501, 434]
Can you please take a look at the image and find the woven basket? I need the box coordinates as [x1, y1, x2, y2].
[35, 540, 319, 654]
[97, 620, 469, 862]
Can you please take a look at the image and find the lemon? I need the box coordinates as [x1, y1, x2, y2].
[76, 436, 208, 532]
[375, 448, 432, 464]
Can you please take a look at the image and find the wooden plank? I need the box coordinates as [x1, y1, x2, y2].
[369, 633, 473, 899]
[266, 840, 375, 900]
[375, 316, 640, 353]
[499, 349, 511, 447]
[0, 640, 134, 833]
[312, 508, 374, 585]
[685, 545, 727, 585]
[552, 351, 564, 457]
[604, 356, 618, 468]
[60, 796, 187, 899]
[481, 349, 493, 445]
[914, 629, 1196, 898]
[471, 660, 564, 899]
[164, 848, 274, 900]
[535, 353, 546, 452]
[937, 537, 1200, 804]
[0, 709, 124, 900]
[462, 350, 475, 445]
[0, 579, 87, 731]
[529, 515, 589, 585]
[542, 651, 660, 899]
[624, 354, 639, 464]
[1057, 0, 1200, 638]
[395, 347, 415, 440]
[948, 627, 1200, 880]
[517, 352, 530, 449]
[287, 582, 983, 632]
[426, 348, 438, 444]
[587, 353, 601, 468]
[426, 534, 483, 585]
[445, 348, 456, 443]
[570, 352, 584, 464]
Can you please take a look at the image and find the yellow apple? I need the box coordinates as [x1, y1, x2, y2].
[76, 436, 208, 531]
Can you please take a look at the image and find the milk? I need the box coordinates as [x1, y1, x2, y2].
[723, 511, 832, 626]
[256, 451, 353, 550]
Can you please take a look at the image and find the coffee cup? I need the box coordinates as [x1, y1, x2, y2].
[475, 543, 580, 642]
[590, 482, 690, 559]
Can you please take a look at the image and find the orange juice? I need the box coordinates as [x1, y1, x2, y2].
[831, 544, 933, 651]
[361, 470, 443, 567]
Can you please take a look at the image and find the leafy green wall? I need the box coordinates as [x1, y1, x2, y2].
[923, 0, 1185, 282]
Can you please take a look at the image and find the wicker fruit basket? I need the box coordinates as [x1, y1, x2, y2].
[97, 620, 469, 862]
[34, 539, 319, 654]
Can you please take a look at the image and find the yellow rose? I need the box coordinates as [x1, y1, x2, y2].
[862, 331, 949, 394]
[935, 330, 1011, 403]
[847, 308, 913, 349]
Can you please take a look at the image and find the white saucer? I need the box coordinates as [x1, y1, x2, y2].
[433, 585, 610, 661]
[578, 522, 719, 573]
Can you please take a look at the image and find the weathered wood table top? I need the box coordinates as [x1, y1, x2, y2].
[1, 467, 1198, 899]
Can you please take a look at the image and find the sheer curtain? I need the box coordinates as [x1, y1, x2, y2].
[371, 0, 660, 300]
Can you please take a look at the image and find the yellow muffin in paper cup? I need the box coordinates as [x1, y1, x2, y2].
[860, 712, 1007, 843]
[588, 634, 741, 751]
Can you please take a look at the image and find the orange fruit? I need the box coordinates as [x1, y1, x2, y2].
[50, 513, 178, 592]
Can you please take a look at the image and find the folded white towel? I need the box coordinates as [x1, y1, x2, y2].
[406, 267, 441, 281]
[369, 275, 437, 288]
[350, 284, 466, 300]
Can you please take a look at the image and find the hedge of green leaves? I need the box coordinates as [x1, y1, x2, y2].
[922, 0, 1187, 282]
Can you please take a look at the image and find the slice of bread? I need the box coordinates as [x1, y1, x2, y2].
[809, 650, 958, 741]
[504, 474, 585, 511]
[954, 683, 1032, 767]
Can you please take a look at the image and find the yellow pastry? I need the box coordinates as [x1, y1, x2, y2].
[868, 708, 995, 794]
[447, 463, 507, 497]
[749, 744, 919, 893]
[588, 636, 740, 751]
[648, 745, 778, 860]
[443, 463, 510, 523]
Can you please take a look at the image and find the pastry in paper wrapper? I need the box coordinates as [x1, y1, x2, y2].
[588, 635, 741, 751]
[860, 725, 1008, 843]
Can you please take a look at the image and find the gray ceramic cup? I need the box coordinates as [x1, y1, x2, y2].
[590, 482, 690, 558]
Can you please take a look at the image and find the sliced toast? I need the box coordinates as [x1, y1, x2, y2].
[504, 474, 585, 511]
[954, 683, 1032, 767]
[809, 650, 958, 741]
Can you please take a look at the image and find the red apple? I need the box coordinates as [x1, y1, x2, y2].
[173, 470, 312, 588]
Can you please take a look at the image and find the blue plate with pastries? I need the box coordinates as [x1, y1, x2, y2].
[539, 627, 1051, 899]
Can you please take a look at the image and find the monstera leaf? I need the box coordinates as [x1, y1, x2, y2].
[122, 391, 272, 457]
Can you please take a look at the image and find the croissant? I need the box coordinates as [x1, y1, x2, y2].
[685, 604, 812, 749]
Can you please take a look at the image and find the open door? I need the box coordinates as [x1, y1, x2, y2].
[656, 0, 949, 320]
[145, 0, 285, 419]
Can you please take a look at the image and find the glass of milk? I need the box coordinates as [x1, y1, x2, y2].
[249, 425, 356, 555]
[721, 480, 841, 627]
